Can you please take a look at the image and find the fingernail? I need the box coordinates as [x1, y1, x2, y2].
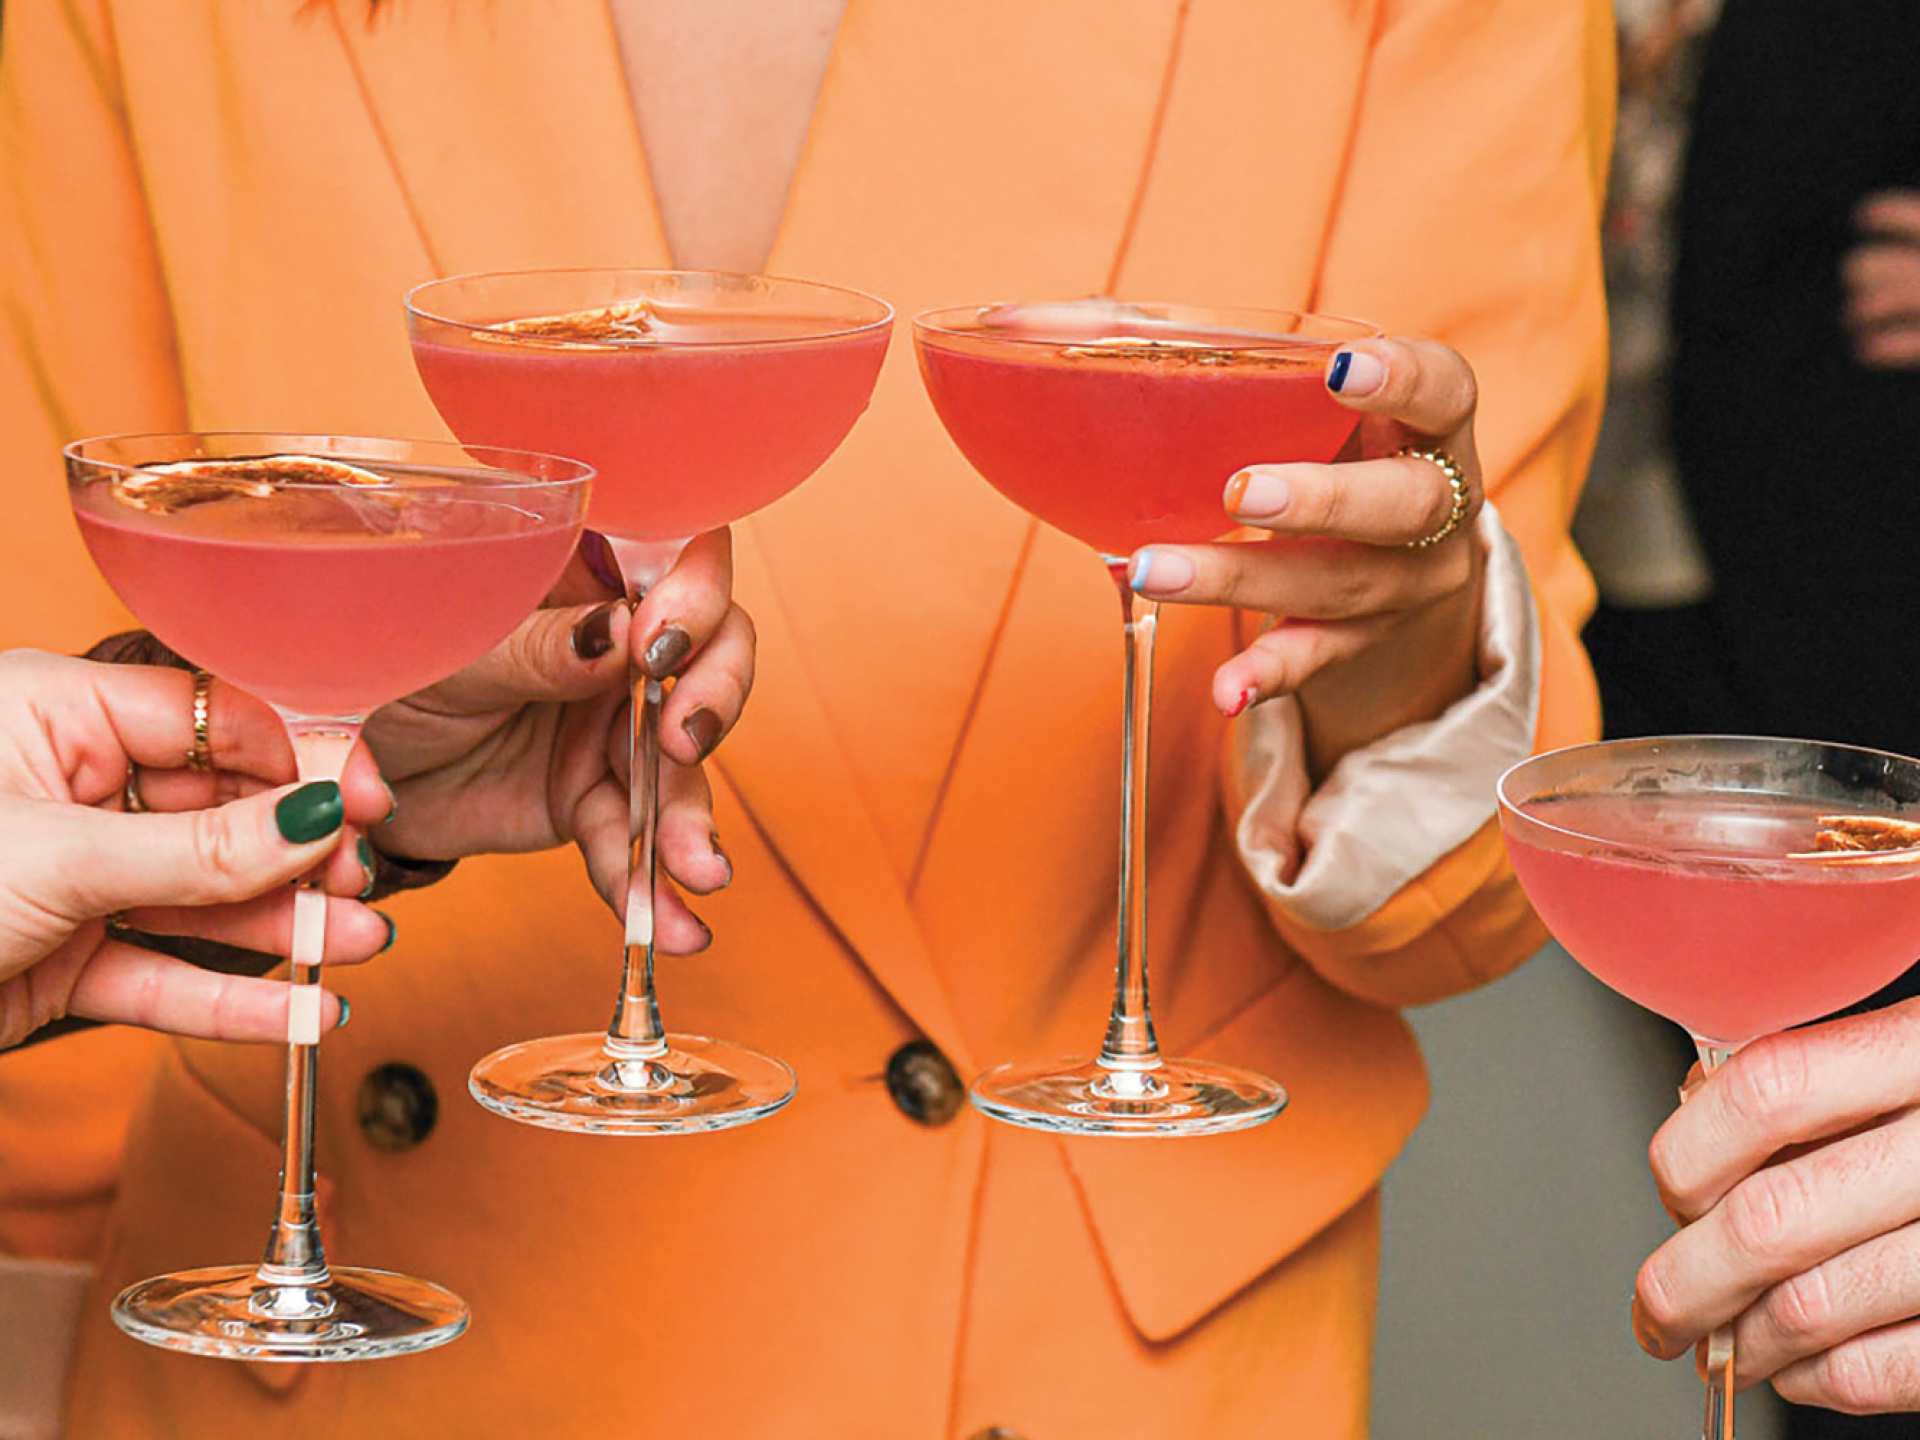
[581, 529, 625, 595]
[377, 911, 397, 953]
[571, 601, 618, 662]
[381, 780, 398, 824]
[1327, 349, 1385, 396]
[1630, 1298, 1666, 1357]
[1224, 687, 1255, 719]
[334, 996, 352, 1030]
[276, 781, 344, 843]
[710, 831, 732, 887]
[643, 626, 692, 679]
[1128, 548, 1195, 596]
[1226, 469, 1290, 519]
[690, 914, 714, 952]
[356, 837, 376, 899]
[682, 707, 722, 761]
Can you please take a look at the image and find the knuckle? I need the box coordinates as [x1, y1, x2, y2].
[1297, 473, 1345, 534]
[1815, 1344, 1890, 1415]
[1765, 1268, 1837, 1345]
[1726, 1035, 1812, 1128]
[1725, 1165, 1811, 1259]
[188, 808, 250, 890]
[1635, 1253, 1683, 1338]
[1647, 1127, 1688, 1207]
[1442, 363, 1479, 429]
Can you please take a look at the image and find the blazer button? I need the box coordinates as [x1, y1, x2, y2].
[885, 1039, 964, 1126]
[356, 1062, 439, 1152]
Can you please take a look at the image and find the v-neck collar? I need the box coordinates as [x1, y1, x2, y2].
[319, 0, 1191, 1069]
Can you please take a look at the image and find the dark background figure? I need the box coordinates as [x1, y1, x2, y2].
[1584, 1, 1920, 1432]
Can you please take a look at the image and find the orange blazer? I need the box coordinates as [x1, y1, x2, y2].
[0, 2, 1610, 1435]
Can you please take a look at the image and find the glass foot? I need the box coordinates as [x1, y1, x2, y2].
[970, 1054, 1287, 1137]
[468, 1031, 796, 1135]
[111, 1265, 467, 1362]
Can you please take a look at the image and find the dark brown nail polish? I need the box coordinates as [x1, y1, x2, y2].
[710, 830, 732, 886]
[643, 626, 692, 679]
[580, 529, 625, 596]
[571, 602, 618, 661]
[683, 707, 722, 761]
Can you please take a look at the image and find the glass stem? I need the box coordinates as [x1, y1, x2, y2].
[255, 715, 359, 1319]
[1096, 562, 1165, 1098]
[600, 539, 686, 1094]
[1691, 1038, 1743, 1440]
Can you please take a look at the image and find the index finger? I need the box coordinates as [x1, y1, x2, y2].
[631, 528, 734, 681]
[1649, 1005, 1920, 1221]
[1324, 336, 1479, 443]
[54, 663, 382, 821]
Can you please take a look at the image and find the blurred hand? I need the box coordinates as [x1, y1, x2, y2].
[0, 651, 393, 1046]
[1845, 192, 1920, 368]
[1632, 999, 1920, 1414]
[1125, 336, 1484, 779]
[363, 528, 753, 954]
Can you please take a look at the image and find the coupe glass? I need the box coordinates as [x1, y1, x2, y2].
[1500, 736, 1920, 1439]
[66, 433, 591, 1360]
[407, 269, 891, 1134]
[914, 300, 1379, 1136]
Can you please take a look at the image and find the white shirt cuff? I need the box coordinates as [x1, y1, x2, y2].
[1232, 503, 1541, 932]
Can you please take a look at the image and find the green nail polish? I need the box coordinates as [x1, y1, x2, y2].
[335, 996, 352, 1030]
[382, 781, 398, 824]
[357, 837, 377, 898]
[276, 781, 344, 843]
[377, 912, 397, 953]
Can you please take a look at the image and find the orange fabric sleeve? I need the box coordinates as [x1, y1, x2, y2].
[1248, 0, 1613, 1008]
[0, 0, 182, 1259]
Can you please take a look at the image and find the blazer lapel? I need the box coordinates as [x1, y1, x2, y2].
[317, 0, 1187, 1066]
[319, 0, 670, 278]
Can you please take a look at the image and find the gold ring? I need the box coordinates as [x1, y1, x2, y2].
[123, 765, 147, 813]
[1400, 447, 1471, 549]
[186, 669, 213, 772]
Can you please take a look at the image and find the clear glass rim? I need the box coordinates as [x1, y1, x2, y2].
[405, 267, 895, 349]
[1497, 733, 1920, 869]
[63, 431, 595, 492]
[911, 298, 1382, 354]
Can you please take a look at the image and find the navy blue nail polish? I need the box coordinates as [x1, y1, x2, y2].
[1328, 350, 1354, 393]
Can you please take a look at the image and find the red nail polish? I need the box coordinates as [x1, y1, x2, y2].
[1224, 687, 1255, 719]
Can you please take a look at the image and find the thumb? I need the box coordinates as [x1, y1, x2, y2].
[410, 599, 631, 712]
[53, 780, 349, 919]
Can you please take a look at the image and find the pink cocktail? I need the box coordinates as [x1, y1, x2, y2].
[914, 300, 1378, 1137]
[406, 269, 892, 1136]
[1506, 791, 1920, 1046]
[412, 307, 888, 543]
[75, 470, 580, 718]
[918, 319, 1357, 556]
[1498, 735, 1920, 1439]
[65, 433, 590, 1365]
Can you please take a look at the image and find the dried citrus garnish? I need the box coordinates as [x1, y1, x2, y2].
[111, 455, 392, 514]
[479, 298, 654, 348]
[1058, 336, 1290, 367]
[1788, 814, 1920, 859]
